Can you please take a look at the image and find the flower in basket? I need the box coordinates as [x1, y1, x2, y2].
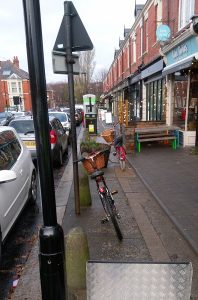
[80, 129, 111, 168]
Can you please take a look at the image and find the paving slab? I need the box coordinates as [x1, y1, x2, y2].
[127, 144, 198, 255]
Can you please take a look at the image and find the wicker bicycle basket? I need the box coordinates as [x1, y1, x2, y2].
[100, 129, 115, 143]
[82, 151, 106, 174]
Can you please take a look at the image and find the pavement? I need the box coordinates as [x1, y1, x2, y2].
[10, 120, 198, 300]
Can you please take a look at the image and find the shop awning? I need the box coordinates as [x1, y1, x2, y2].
[162, 54, 198, 76]
[141, 59, 164, 79]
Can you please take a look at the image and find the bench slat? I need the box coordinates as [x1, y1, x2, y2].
[138, 133, 172, 138]
[138, 136, 176, 142]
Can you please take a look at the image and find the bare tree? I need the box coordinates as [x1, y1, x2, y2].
[74, 49, 96, 103]
[47, 81, 69, 107]
[47, 49, 96, 106]
[93, 68, 108, 83]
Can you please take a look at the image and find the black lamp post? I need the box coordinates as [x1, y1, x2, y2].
[22, 1, 67, 299]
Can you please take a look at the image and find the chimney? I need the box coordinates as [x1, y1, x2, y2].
[13, 56, 19, 68]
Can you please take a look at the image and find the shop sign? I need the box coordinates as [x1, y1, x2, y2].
[166, 35, 198, 65]
[156, 25, 171, 42]
[171, 44, 188, 61]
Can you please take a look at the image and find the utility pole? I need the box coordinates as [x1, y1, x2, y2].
[53, 1, 93, 214]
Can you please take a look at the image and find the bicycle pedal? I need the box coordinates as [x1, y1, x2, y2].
[101, 217, 109, 224]
[111, 190, 118, 195]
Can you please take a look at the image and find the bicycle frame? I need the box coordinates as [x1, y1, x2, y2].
[115, 145, 126, 161]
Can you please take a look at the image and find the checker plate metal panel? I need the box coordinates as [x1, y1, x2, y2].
[86, 261, 193, 300]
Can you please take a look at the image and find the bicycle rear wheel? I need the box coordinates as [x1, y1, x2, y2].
[119, 159, 126, 171]
[105, 195, 123, 241]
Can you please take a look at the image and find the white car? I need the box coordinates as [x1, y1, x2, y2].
[0, 126, 37, 260]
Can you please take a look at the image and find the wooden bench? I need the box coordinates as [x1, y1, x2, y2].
[135, 126, 179, 153]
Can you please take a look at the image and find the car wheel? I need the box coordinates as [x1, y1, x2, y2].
[57, 148, 63, 167]
[28, 170, 37, 204]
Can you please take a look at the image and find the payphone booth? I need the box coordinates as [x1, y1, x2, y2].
[83, 94, 97, 134]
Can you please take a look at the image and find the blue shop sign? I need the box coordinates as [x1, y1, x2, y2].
[166, 35, 198, 65]
[156, 25, 171, 42]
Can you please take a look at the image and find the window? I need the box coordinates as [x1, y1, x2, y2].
[127, 46, 130, 69]
[18, 82, 22, 93]
[140, 25, 143, 56]
[11, 82, 17, 93]
[130, 83, 141, 120]
[2, 70, 11, 76]
[144, 19, 148, 53]
[179, 0, 195, 29]
[10, 120, 34, 134]
[0, 130, 21, 170]
[146, 79, 165, 121]
[133, 39, 136, 63]
[155, 4, 158, 43]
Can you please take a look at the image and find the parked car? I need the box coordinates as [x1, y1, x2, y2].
[11, 111, 28, 118]
[76, 108, 83, 121]
[62, 107, 70, 112]
[49, 115, 69, 166]
[0, 126, 37, 260]
[48, 111, 71, 138]
[75, 111, 82, 126]
[62, 108, 71, 119]
[9, 116, 37, 161]
[0, 111, 14, 126]
[9, 116, 69, 166]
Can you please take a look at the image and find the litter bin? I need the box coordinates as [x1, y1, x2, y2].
[85, 113, 97, 134]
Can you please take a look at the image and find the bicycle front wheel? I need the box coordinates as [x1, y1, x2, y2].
[105, 195, 123, 241]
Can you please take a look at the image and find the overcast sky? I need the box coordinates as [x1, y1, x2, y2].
[0, 0, 146, 83]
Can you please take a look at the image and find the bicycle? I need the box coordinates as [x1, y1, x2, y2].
[75, 150, 123, 241]
[100, 125, 126, 171]
[113, 135, 126, 171]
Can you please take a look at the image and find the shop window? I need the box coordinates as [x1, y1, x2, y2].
[174, 77, 197, 130]
[179, 0, 195, 29]
[146, 79, 164, 121]
[128, 83, 141, 121]
[174, 80, 186, 129]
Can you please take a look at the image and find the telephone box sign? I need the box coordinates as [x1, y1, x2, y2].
[156, 24, 171, 42]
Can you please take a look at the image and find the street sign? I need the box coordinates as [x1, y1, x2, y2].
[52, 51, 80, 74]
[53, 1, 93, 52]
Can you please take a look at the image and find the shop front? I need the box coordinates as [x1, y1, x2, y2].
[128, 73, 142, 122]
[162, 34, 198, 147]
[141, 59, 166, 122]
